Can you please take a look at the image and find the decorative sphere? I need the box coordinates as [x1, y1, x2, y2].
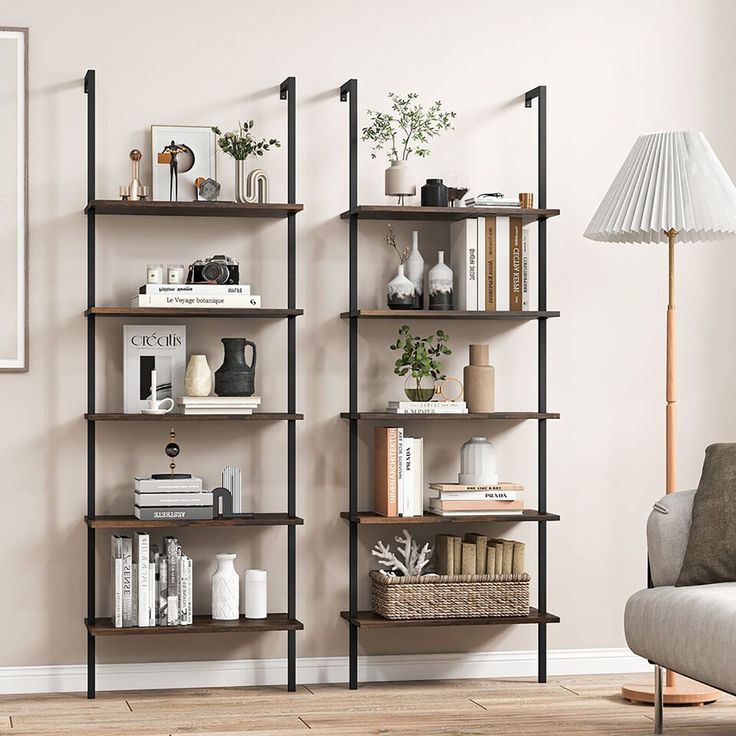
[165, 442, 180, 458]
[130, 149, 142, 161]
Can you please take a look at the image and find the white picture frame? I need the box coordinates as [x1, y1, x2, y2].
[151, 125, 217, 202]
[0, 28, 28, 371]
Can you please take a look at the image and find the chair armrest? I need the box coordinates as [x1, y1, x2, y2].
[647, 490, 695, 586]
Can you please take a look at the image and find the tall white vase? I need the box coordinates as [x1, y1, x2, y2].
[211, 553, 240, 620]
[184, 355, 212, 397]
[404, 231, 424, 309]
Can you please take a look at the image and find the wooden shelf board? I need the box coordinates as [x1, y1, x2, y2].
[340, 412, 560, 421]
[86, 513, 303, 529]
[85, 199, 303, 218]
[341, 608, 560, 628]
[341, 510, 560, 524]
[85, 412, 303, 422]
[341, 309, 559, 320]
[340, 205, 560, 224]
[86, 613, 303, 636]
[86, 307, 303, 318]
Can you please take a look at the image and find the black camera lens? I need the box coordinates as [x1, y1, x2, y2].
[201, 261, 229, 284]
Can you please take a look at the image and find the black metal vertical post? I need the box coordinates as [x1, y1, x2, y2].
[340, 79, 359, 690]
[525, 85, 547, 685]
[280, 76, 297, 693]
[84, 69, 97, 700]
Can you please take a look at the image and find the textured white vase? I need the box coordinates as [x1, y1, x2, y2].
[458, 437, 498, 485]
[385, 160, 416, 197]
[184, 355, 212, 397]
[211, 553, 240, 620]
[404, 231, 424, 309]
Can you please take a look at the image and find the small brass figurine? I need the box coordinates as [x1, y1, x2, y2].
[119, 149, 148, 201]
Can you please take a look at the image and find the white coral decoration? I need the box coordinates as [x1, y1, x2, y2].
[371, 529, 432, 577]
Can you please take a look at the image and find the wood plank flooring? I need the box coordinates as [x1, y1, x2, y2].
[0, 673, 735, 735]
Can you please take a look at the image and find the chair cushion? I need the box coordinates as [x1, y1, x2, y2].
[677, 443, 736, 587]
[625, 582, 736, 693]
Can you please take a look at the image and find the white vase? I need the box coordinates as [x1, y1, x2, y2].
[385, 160, 416, 199]
[184, 355, 212, 397]
[387, 264, 415, 310]
[244, 569, 267, 619]
[211, 553, 240, 620]
[459, 437, 498, 485]
[404, 231, 424, 309]
[428, 250, 453, 311]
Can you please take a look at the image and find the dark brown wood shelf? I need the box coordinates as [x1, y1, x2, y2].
[86, 513, 303, 529]
[341, 309, 559, 320]
[341, 510, 560, 525]
[86, 307, 303, 319]
[85, 412, 303, 422]
[340, 608, 560, 629]
[86, 613, 303, 636]
[340, 411, 560, 421]
[85, 199, 303, 218]
[340, 205, 559, 224]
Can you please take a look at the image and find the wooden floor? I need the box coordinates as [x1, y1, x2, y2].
[1, 673, 735, 735]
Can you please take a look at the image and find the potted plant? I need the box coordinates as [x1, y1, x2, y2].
[390, 324, 451, 401]
[362, 92, 456, 204]
[211, 121, 280, 203]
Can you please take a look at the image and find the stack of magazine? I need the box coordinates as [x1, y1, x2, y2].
[131, 283, 261, 309]
[110, 534, 192, 628]
[386, 400, 467, 414]
[177, 396, 261, 415]
[134, 475, 213, 520]
[427, 482, 525, 516]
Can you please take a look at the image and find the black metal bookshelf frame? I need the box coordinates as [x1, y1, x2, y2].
[83, 70, 301, 698]
[339, 79, 559, 689]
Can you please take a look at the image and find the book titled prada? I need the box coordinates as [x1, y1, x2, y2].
[123, 325, 186, 413]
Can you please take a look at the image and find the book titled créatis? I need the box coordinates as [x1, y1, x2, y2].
[135, 506, 214, 520]
[140, 283, 251, 296]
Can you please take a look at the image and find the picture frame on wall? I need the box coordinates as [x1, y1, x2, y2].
[150, 125, 216, 203]
[0, 27, 28, 371]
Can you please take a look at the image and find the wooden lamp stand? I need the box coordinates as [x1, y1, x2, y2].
[621, 229, 720, 707]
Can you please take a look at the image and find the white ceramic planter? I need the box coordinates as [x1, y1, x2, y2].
[211, 553, 240, 620]
[385, 161, 416, 197]
[184, 354, 212, 397]
[458, 437, 498, 485]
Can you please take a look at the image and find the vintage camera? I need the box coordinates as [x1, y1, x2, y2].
[187, 255, 240, 285]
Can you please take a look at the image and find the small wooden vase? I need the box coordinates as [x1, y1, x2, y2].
[463, 344, 495, 412]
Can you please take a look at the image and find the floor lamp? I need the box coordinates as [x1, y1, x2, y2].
[585, 131, 736, 705]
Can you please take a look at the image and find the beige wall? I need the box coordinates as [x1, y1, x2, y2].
[1, 0, 735, 670]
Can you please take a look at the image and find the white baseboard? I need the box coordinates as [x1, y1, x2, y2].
[0, 648, 650, 695]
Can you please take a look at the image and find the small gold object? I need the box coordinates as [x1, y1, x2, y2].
[435, 376, 464, 402]
[519, 192, 534, 209]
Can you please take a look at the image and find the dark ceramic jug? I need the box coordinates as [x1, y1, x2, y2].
[214, 337, 256, 396]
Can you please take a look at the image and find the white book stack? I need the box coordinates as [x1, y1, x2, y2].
[177, 396, 262, 415]
[132, 283, 261, 309]
[386, 401, 467, 414]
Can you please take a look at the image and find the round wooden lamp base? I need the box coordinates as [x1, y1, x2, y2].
[622, 680, 721, 706]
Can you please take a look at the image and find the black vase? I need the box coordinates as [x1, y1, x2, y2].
[421, 178, 449, 207]
[214, 338, 256, 397]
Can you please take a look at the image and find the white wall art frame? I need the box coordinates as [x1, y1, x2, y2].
[0, 28, 28, 371]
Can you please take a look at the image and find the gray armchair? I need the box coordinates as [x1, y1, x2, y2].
[625, 490, 735, 732]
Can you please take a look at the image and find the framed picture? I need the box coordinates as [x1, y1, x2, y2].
[0, 28, 28, 371]
[151, 125, 216, 202]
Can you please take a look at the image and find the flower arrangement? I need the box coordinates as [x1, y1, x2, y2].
[384, 224, 409, 264]
[211, 120, 280, 161]
[362, 92, 456, 162]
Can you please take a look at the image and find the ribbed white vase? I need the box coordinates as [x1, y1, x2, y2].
[458, 437, 498, 485]
[184, 355, 212, 397]
[211, 553, 240, 620]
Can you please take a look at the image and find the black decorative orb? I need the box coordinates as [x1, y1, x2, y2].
[165, 442, 180, 458]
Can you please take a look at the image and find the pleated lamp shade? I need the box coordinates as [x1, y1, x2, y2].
[584, 131, 736, 244]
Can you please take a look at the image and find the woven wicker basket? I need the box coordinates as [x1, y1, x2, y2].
[369, 569, 531, 619]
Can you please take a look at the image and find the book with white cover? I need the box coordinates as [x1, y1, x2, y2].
[149, 561, 156, 627]
[166, 537, 180, 626]
[413, 438, 424, 517]
[135, 476, 203, 493]
[140, 284, 251, 296]
[387, 402, 467, 414]
[134, 532, 151, 627]
[450, 219, 478, 310]
[134, 492, 213, 507]
[121, 536, 133, 627]
[123, 325, 186, 414]
[495, 217, 510, 309]
[157, 556, 168, 626]
[476, 216, 486, 312]
[388, 401, 466, 409]
[182, 407, 253, 415]
[431, 489, 522, 501]
[135, 506, 213, 520]
[396, 428, 405, 518]
[132, 294, 261, 309]
[111, 535, 123, 628]
[428, 508, 524, 516]
[522, 229, 530, 310]
[178, 396, 261, 405]
[402, 437, 414, 517]
[131, 563, 138, 625]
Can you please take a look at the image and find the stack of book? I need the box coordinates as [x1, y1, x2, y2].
[465, 195, 520, 207]
[134, 475, 213, 520]
[450, 215, 530, 311]
[110, 534, 193, 628]
[427, 482, 524, 517]
[434, 533, 526, 575]
[373, 427, 424, 517]
[131, 283, 261, 309]
[386, 400, 467, 415]
[177, 396, 261, 415]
